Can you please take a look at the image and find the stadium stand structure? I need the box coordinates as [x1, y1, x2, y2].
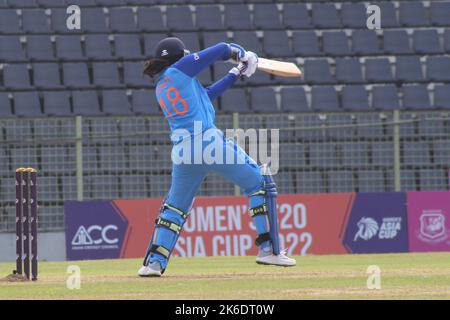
[0, 0, 450, 231]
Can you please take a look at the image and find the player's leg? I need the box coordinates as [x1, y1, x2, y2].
[209, 132, 295, 266]
[139, 163, 206, 277]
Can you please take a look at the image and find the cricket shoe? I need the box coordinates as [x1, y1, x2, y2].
[138, 262, 162, 277]
[256, 249, 296, 267]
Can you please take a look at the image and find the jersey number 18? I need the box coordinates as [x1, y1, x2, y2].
[159, 87, 189, 120]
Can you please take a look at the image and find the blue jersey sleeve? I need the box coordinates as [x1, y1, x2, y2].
[206, 73, 238, 101]
[173, 42, 231, 78]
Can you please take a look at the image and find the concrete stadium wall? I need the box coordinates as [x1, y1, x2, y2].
[0, 232, 66, 262]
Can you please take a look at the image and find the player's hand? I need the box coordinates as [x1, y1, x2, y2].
[229, 62, 248, 77]
[240, 51, 258, 77]
[229, 43, 246, 63]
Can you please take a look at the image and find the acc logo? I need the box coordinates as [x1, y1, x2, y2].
[354, 217, 402, 241]
[71, 225, 118, 246]
[418, 210, 448, 243]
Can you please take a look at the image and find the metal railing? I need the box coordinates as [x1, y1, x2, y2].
[1, 110, 449, 232]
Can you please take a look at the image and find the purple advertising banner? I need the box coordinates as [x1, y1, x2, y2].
[407, 191, 450, 252]
[65, 201, 128, 260]
[343, 193, 409, 253]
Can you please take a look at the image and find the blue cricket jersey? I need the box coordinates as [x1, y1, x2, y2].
[155, 43, 238, 144]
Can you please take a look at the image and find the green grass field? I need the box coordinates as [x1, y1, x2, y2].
[0, 252, 449, 299]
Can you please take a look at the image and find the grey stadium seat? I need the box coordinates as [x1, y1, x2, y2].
[220, 88, 249, 113]
[292, 31, 321, 56]
[413, 29, 443, 54]
[322, 31, 351, 56]
[395, 56, 425, 83]
[122, 175, 150, 199]
[51, 8, 82, 34]
[399, 2, 429, 27]
[88, 175, 120, 200]
[82, 8, 108, 33]
[250, 87, 278, 113]
[0, 93, 12, 116]
[372, 85, 400, 110]
[0, 9, 21, 34]
[341, 85, 369, 111]
[166, 6, 195, 31]
[56, 35, 86, 61]
[280, 143, 306, 169]
[173, 32, 200, 53]
[263, 31, 292, 58]
[383, 30, 413, 55]
[137, 7, 165, 32]
[402, 141, 431, 166]
[22, 9, 50, 34]
[26, 35, 56, 61]
[3, 64, 33, 90]
[434, 85, 450, 109]
[132, 90, 161, 114]
[203, 31, 228, 49]
[445, 29, 450, 52]
[365, 58, 394, 83]
[93, 62, 123, 88]
[402, 85, 431, 110]
[0, 36, 26, 62]
[296, 172, 325, 194]
[419, 169, 447, 191]
[352, 30, 382, 55]
[102, 90, 132, 115]
[253, 4, 283, 30]
[144, 34, 166, 56]
[280, 87, 309, 112]
[312, 3, 341, 29]
[335, 58, 363, 84]
[99, 145, 128, 171]
[72, 91, 102, 115]
[114, 34, 142, 59]
[14, 92, 42, 116]
[283, 3, 312, 29]
[427, 57, 450, 82]
[311, 86, 339, 112]
[276, 172, 296, 195]
[373, 1, 399, 28]
[309, 143, 339, 168]
[43, 91, 71, 116]
[33, 63, 64, 89]
[328, 171, 355, 193]
[124, 62, 148, 87]
[196, 5, 224, 31]
[433, 140, 450, 166]
[356, 114, 385, 139]
[224, 5, 252, 30]
[304, 59, 333, 84]
[358, 170, 386, 192]
[109, 8, 137, 33]
[325, 114, 355, 139]
[62, 63, 93, 89]
[342, 143, 370, 167]
[371, 141, 394, 167]
[430, 1, 450, 26]
[341, 3, 367, 28]
[232, 31, 262, 54]
[85, 34, 113, 60]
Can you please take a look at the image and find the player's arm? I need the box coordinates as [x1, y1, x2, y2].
[173, 43, 246, 78]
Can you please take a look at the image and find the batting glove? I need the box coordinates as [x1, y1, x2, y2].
[228, 43, 246, 63]
[240, 51, 258, 78]
[229, 62, 248, 77]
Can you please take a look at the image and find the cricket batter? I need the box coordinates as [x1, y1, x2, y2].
[139, 37, 296, 277]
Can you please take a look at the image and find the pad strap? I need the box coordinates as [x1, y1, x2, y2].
[164, 203, 188, 220]
[155, 217, 182, 234]
[250, 189, 266, 197]
[249, 204, 268, 217]
[255, 232, 271, 246]
[149, 245, 171, 259]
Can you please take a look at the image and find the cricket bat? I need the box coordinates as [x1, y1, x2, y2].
[257, 58, 302, 77]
